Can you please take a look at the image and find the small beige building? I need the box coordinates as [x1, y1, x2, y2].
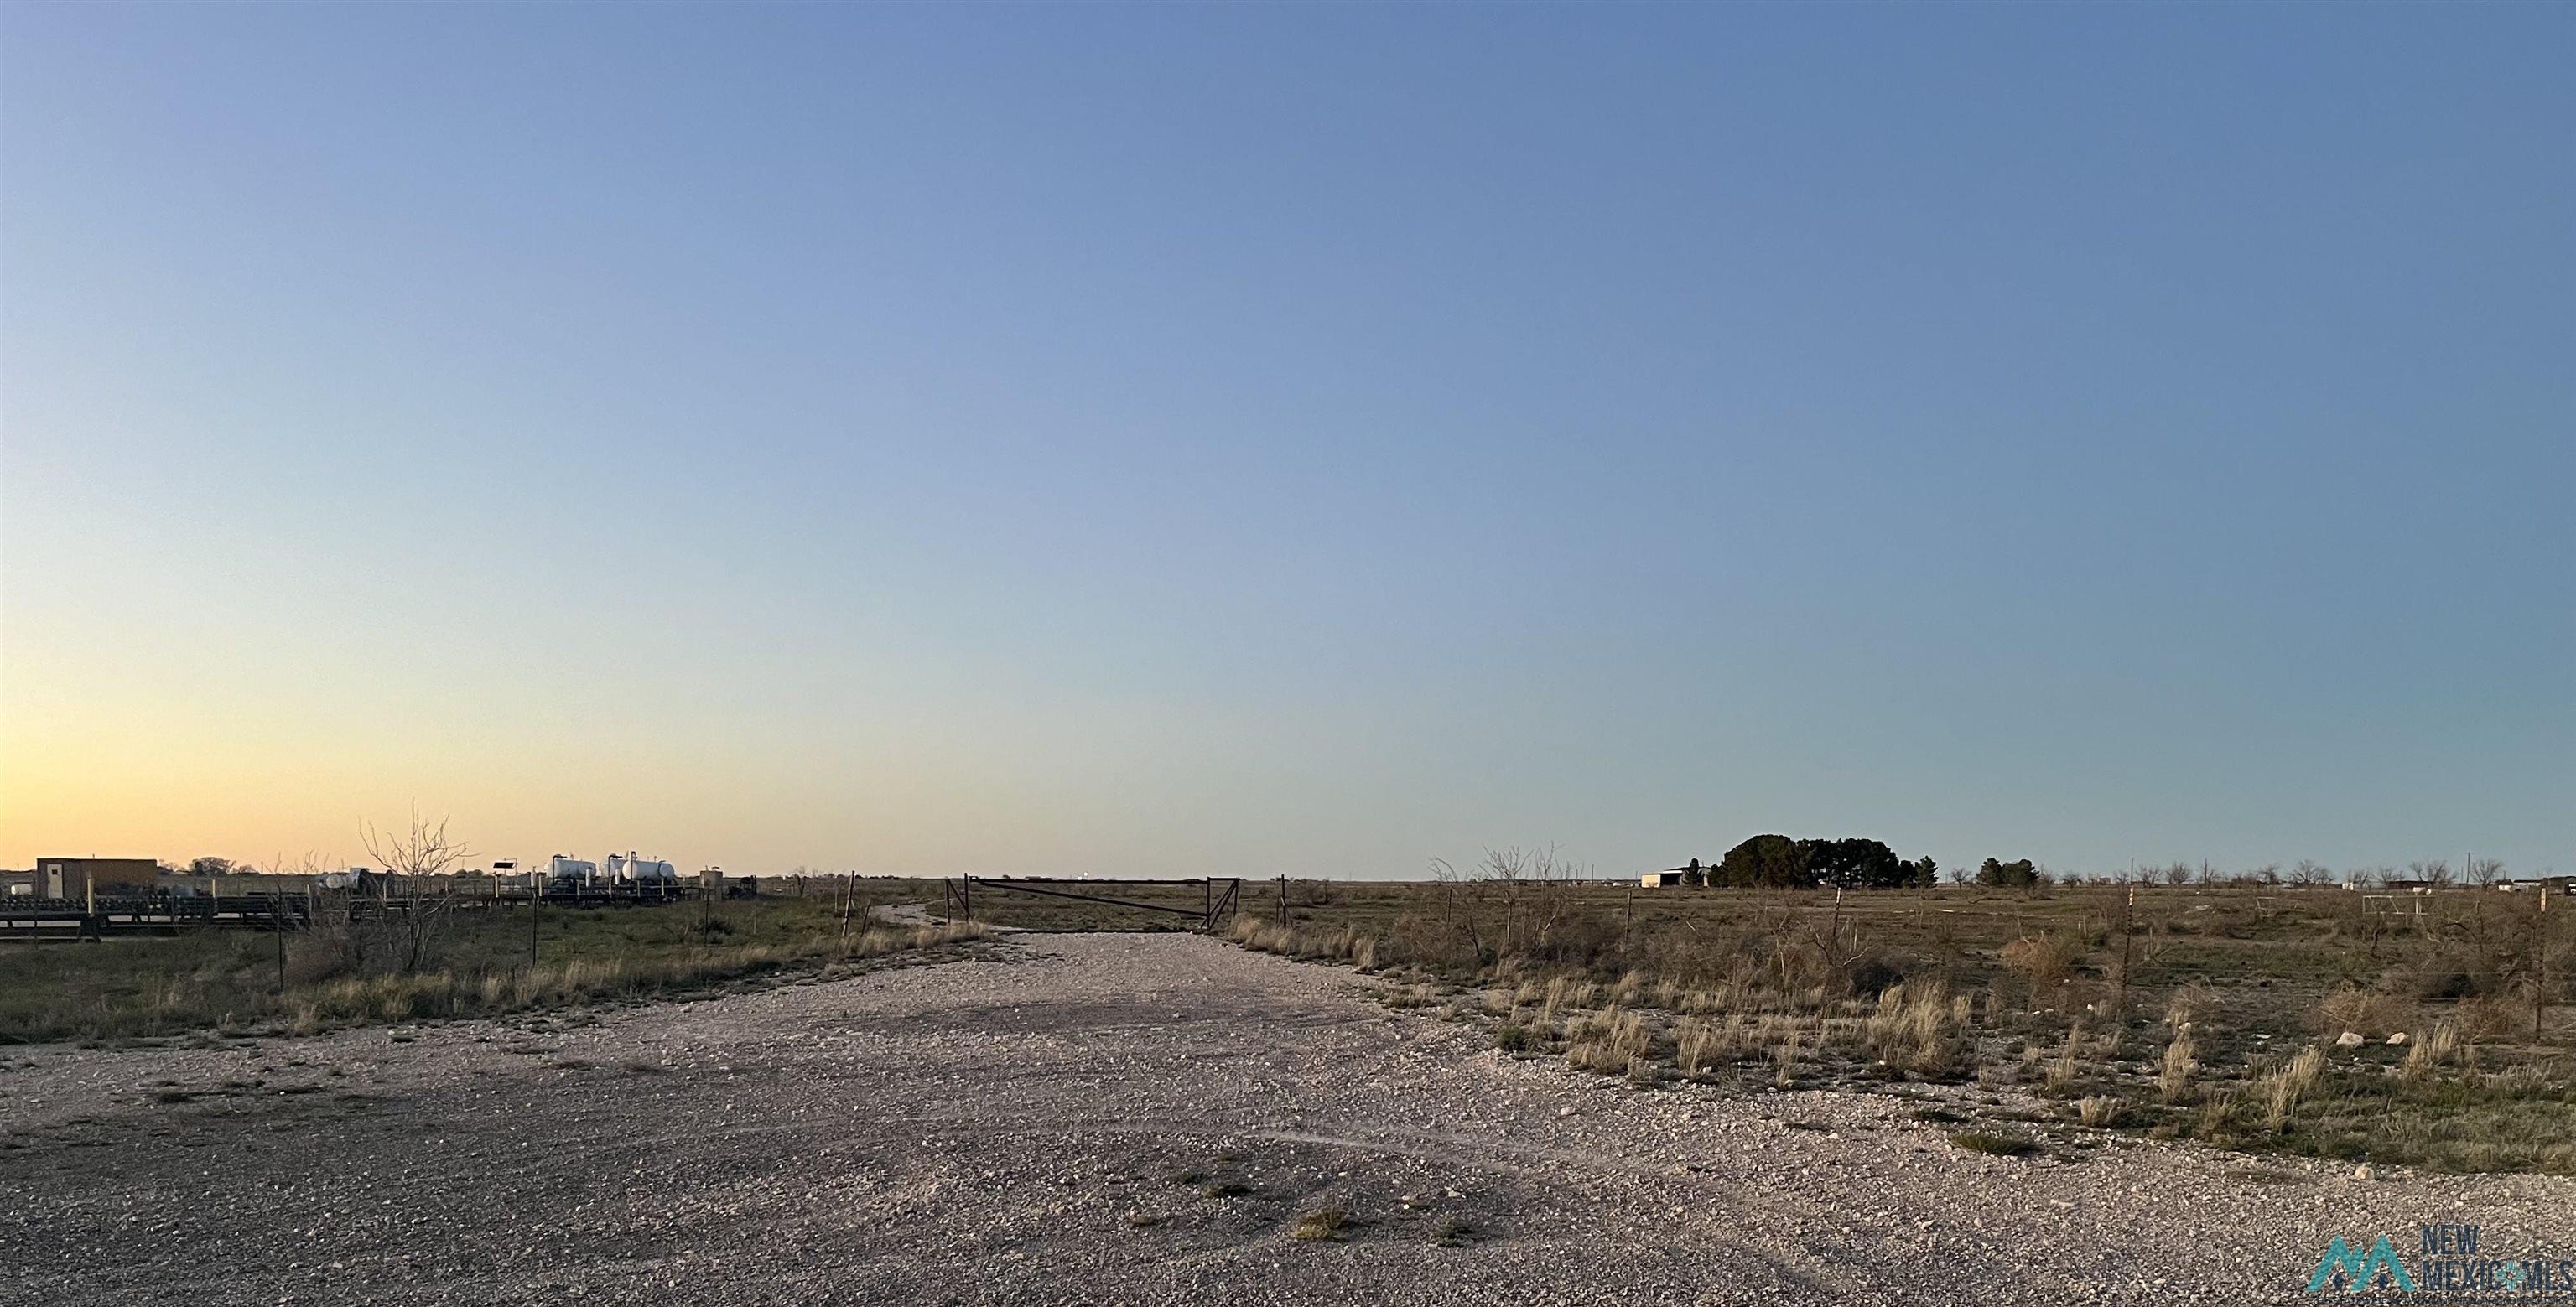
[36, 857, 158, 900]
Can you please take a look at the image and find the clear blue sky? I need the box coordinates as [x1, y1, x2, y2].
[3, 4, 2568, 879]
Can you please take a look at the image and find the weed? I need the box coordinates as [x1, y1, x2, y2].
[1291, 1207, 1349, 1242]
[1949, 1132, 2038, 1157]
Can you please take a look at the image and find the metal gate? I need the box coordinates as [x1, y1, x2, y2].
[941, 876, 1240, 931]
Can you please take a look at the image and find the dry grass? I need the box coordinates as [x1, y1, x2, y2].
[1770, 1027, 1806, 1087]
[1565, 1005, 1654, 1075]
[2001, 933, 2082, 995]
[2314, 987, 2413, 1039]
[2041, 1023, 2091, 1097]
[1207, 875, 2575, 1175]
[283, 921, 992, 1033]
[1865, 981, 1966, 1078]
[2158, 1030, 2199, 1105]
[0, 905, 993, 1044]
[2259, 1045, 2327, 1133]
[2402, 1024, 2468, 1081]
[1675, 1018, 1716, 1076]
[2163, 982, 2213, 1030]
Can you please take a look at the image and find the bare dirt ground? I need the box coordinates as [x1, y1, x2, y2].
[2, 933, 2567, 1306]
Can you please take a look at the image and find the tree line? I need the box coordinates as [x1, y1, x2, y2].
[1673, 836, 2048, 889]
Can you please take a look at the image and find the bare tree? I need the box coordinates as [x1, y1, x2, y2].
[2468, 857, 2506, 889]
[2411, 858, 2454, 889]
[1426, 858, 1484, 964]
[363, 807, 470, 879]
[1514, 844, 1584, 953]
[360, 807, 470, 973]
[2290, 859, 2331, 886]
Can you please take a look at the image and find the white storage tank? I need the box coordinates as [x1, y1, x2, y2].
[607, 853, 677, 884]
[547, 854, 600, 884]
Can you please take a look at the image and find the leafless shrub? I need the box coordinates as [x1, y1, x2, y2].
[2454, 994, 2521, 1044]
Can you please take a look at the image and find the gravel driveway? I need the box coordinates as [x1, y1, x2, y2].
[2, 933, 2566, 1305]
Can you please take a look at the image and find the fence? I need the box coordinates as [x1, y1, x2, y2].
[941, 876, 1242, 931]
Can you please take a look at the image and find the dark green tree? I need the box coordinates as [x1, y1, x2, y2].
[1976, 857, 2042, 889]
[1802, 838, 1905, 889]
[1717, 834, 1817, 888]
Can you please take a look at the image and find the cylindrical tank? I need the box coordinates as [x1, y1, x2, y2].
[605, 853, 677, 883]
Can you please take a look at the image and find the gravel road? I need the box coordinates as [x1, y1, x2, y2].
[3, 933, 2567, 1305]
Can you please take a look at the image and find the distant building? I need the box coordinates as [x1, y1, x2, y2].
[35, 857, 158, 900]
[1640, 869, 1689, 888]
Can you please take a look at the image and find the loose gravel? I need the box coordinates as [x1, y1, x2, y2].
[1, 933, 2566, 1305]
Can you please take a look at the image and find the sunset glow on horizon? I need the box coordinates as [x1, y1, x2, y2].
[4, 5, 2568, 879]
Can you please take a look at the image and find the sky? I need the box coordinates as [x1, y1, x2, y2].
[2, 4, 2568, 880]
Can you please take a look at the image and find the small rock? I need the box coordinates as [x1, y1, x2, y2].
[2334, 1031, 2366, 1048]
[2386, 1033, 2407, 1046]
[2353, 1164, 2378, 1181]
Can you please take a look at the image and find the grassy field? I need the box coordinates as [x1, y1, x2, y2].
[16, 870, 2568, 1173]
[1191, 874, 2573, 1174]
[0, 885, 986, 1045]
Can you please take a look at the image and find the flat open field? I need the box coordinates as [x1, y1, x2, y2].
[3, 931, 2567, 1305]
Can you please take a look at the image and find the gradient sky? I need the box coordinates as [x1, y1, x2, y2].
[3, 5, 2568, 879]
